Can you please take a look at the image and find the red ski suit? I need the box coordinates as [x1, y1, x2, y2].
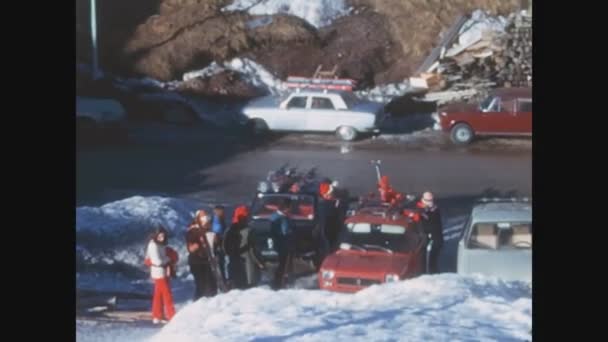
[146, 240, 177, 320]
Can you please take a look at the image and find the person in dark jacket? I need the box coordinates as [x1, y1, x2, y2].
[417, 191, 444, 274]
[270, 199, 294, 290]
[211, 205, 228, 280]
[185, 210, 216, 300]
[223, 205, 251, 290]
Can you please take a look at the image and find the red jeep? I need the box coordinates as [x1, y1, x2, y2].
[438, 87, 532, 144]
[318, 200, 429, 293]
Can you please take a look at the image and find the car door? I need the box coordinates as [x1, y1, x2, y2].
[479, 96, 520, 133]
[307, 96, 341, 131]
[278, 95, 309, 130]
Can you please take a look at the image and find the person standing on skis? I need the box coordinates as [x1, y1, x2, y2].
[146, 227, 176, 324]
[417, 192, 444, 274]
[270, 199, 294, 290]
[186, 210, 217, 299]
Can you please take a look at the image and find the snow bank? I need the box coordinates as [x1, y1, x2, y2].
[152, 274, 531, 341]
[355, 81, 413, 104]
[183, 58, 286, 95]
[76, 196, 204, 278]
[224, 0, 352, 28]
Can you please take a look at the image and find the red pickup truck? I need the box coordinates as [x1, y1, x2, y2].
[438, 87, 532, 144]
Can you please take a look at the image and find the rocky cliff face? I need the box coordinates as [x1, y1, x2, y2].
[76, 0, 520, 97]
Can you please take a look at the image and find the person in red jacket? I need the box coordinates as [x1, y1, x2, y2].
[145, 227, 176, 324]
[378, 176, 400, 204]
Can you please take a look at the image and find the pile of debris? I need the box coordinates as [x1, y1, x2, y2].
[415, 10, 532, 104]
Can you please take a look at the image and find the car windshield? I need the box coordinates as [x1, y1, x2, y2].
[468, 222, 532, 250]
[251, 194, 315, 220]
[339, 222, 418, 253]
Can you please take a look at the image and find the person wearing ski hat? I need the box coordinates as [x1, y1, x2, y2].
[145, 227, 176, 324]
[186, 210, 217, 299]
[316, 181, 334, 259]
[223, 205, 258, 289]
[416, 191, 443, 274]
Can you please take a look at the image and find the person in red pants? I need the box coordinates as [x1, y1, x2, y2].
[146, 227, 176, 324]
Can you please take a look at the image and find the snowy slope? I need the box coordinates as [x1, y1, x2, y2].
[151, 274, 531, 341]
[223, 0, 352, 28]
[76, 196, 205, 280]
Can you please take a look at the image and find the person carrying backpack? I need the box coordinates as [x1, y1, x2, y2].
[186, 210, 217, 299]
[145, 227, 176, 324]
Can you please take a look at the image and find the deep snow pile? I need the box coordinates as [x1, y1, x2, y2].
[223, 0, 352, 28]
[182, 58, 286, 95]
[151, 274, 531, 341]
[76, 196, 204, 280]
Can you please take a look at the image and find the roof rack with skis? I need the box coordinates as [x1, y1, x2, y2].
[285, 64, 357, 92]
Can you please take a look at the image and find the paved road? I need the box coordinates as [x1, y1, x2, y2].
[77, 124, 531, 273]
[77, 126, 531, 207]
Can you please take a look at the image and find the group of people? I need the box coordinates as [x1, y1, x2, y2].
[142, 182, 445, 324]
[144, 204, 261, 324]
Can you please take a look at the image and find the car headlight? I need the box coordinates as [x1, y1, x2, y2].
[321, 269, 335, 280]
[385, 274, 400, 283]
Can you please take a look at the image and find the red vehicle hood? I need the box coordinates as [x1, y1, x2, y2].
[439, 102, 479, 114]
[323, 250, 410, 276]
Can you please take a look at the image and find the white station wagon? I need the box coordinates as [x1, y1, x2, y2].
[456, 198, 532, 282]
[241, 90, 387, 141]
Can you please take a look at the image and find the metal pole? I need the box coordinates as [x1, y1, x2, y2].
[90, 0, 99, 79]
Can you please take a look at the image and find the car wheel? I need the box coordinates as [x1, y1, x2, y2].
[450, 123, 474, 144]
[250, 119, 269, 135]
[336, 126, 358, 141]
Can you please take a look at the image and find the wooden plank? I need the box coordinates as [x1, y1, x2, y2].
[415, 14, 469, 75]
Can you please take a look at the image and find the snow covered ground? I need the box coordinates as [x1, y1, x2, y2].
[152, 274, 530, 342]
[76, 196, 531, 342]
[223, 0, 352, 28]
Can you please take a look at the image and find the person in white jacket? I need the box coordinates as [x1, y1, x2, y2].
[146, 227, 176, 324]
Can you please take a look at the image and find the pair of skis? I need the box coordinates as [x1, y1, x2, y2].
[202, 232, 229, 293]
